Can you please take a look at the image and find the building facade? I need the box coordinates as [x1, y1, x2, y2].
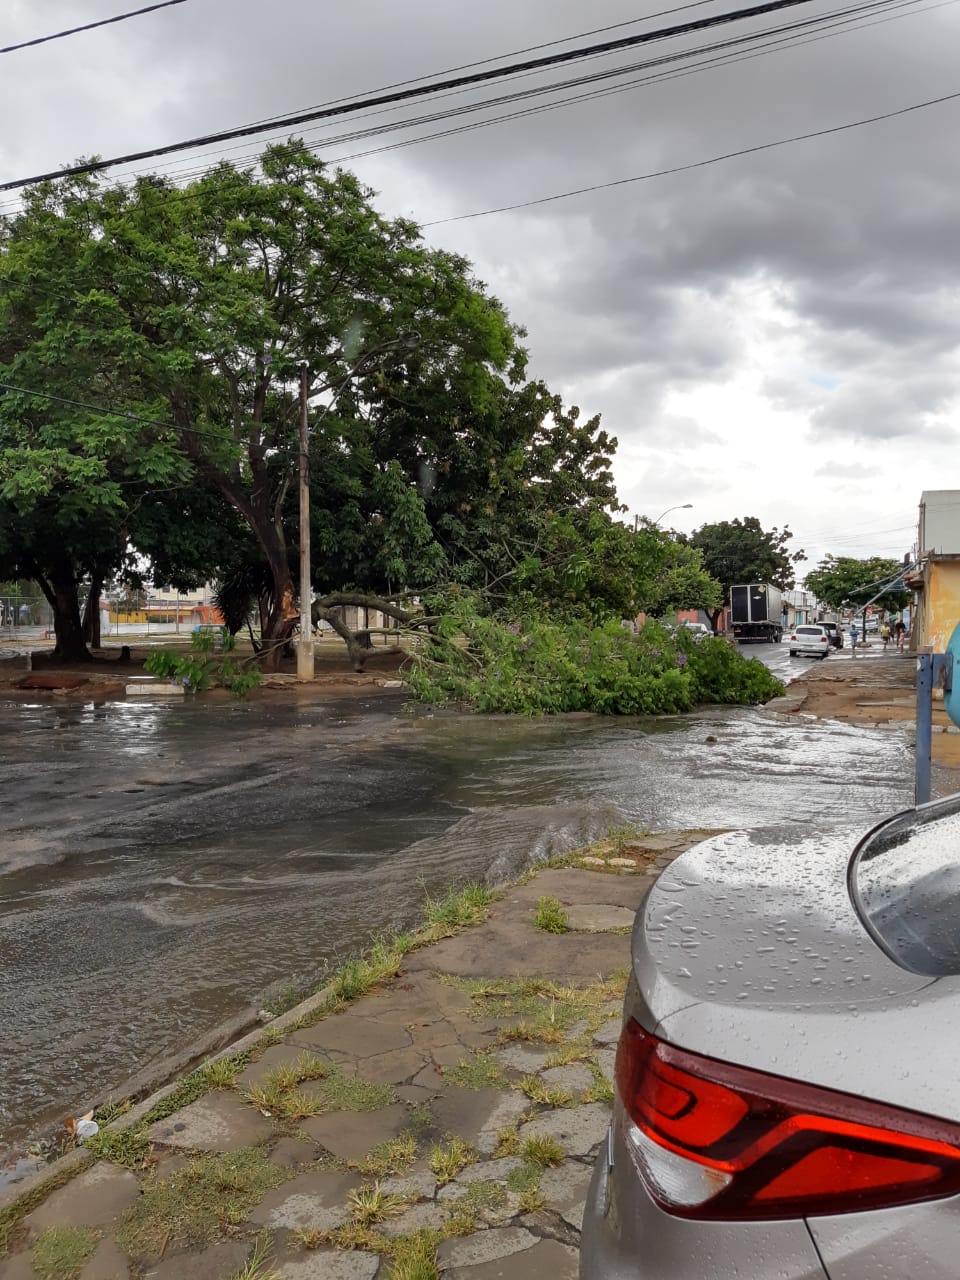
[910, 491, 960, 651]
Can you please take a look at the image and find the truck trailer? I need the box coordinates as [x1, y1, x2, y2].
[729, 583, 783, 643]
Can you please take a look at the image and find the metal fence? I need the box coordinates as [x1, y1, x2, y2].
[0, 596, 53, 638]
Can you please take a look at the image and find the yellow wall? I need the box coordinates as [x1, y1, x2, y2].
[925, 561, 960, 651]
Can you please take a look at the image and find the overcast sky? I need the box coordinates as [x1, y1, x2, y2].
[3, 0, 959, 576]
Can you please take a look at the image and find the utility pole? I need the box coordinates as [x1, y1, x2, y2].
[297, 363, 314, 682]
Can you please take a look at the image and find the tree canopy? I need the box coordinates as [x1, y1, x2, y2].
[804, 556, 910, 615]
[689, 517, 805, 629]
[0, 142, 766, 713]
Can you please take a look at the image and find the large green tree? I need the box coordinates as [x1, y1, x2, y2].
[0, 144, 520, 668]
[690, 517, 805, 631]
[804, 556, 910, 618]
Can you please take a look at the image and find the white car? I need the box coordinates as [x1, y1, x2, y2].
[679, 622, 711, 641]
[788, 624, 831, 657]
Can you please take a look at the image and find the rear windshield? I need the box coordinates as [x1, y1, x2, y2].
[852, 808, 960, 975]
[822, 623, 837, 631]
[796, 626, 823, 635]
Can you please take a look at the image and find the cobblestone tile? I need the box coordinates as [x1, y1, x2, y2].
[274, 1251, 380, 1280]
[540, 1064, 594, 1094]
[443, 1236, 578, 1279]
[248, 1169, 357, 1231]
[378, 1200, 448, 1237]
[26, 1163, 139, 1232]
[78, 1239, 129, 1279]
[145, 1092, 273, 1152]
[289, 1014, 411, 1058]
[520, 1102, 611, 1158]
[437, 1227, 538, 1270]
[301, 1103, 410, 1161]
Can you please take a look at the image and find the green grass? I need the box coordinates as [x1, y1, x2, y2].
[443, 1051, 507, 1091]
[515, 1075, 573, 1107]
[522, 1134, 565, 1168]
[316, 1071, 396, 1112]
[116, 1147, 287, 1261]
[534, 895, 569, 933]
[350, 1132, 419, 1176]
[230, 1231, 279, 1280]
[31, 1226, 99, 1280]
[386, 1230, 442, 1280]
[429, 1136, 475, 1185]
[82, 1126, 152, 1169]
[245, 1056, 392, 1119]
[197, 1052, 249, 1090]
[0, 1158, 93, 1257]
[447, 973, 627, 1047]
[534, 896, 571, 936]
[455, 1179, 507, 1215]
[423, 883, 495, 937]
[507, 1162, 542, 1193]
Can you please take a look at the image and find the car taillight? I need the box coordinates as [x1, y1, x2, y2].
[821, 636, 827, 643]
[615, 1019, 960, 1219]
[790, 634, 797, 640]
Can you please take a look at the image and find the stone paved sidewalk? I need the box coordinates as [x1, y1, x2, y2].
[0, 831, 710, 1280]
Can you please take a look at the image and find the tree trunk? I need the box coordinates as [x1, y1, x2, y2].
[82, 573, 104, 649]
[707, 607, 724, 634]
[39, 561, 90, 662]
[248, 509, 298, 673]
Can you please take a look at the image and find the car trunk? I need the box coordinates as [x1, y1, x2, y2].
[630, 825, 960, 1120]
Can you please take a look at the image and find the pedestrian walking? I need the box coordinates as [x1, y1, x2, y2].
[849, 623, 859, 656]
[880, 621, 891, 651]
[895, 619, 907, 654]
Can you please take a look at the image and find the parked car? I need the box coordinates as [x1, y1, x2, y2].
[679, 622, 711, 642]
[788, 624, 831, 657]
[820, 621, 844, 649]
[581, 796, 960, 1279]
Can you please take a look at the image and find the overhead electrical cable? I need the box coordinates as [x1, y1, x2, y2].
[235, 0, 725, 133]
[1, 0, 190, 55]
[0, 0, 920, 216]
[0, 0, 825, 191]
[423, 86, 960, 224]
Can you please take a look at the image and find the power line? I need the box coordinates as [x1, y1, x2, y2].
[0, 0, 821, 192]
[0, 0, 919, 221]
[423, 86, 960, 224]
[1, 0, 190, 56]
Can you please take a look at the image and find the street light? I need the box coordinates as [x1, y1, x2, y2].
[297, 332, 421, 681]
[635, 503, 693, 532]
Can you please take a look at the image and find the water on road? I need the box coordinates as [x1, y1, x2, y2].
[1, 678, 912, 1157]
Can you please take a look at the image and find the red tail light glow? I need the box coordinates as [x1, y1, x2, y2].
[615, 1019, 960, 1219]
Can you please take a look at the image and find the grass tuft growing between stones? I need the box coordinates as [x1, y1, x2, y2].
[516, 1075, 574, 1108]
[116, 1146, 287, 1261]
[423, 883, 495, 937]
[429, 1136, 475, 1186]
[348, 1182, 410, 1226]
[522, 1134, 565, 1168]
[245, 1057, 393, 1120]
[386, 1229, 442, 1280]
[31, 1226, 99, 1280]
[197, 1052, 249, 1090]
[230, 1230, 278, 1280]
[82, 1126, 152, 1170]
[448, 973, 627, 1046]
[534, 895, 570, 934]
[350, 1132, 419, 1177]
[443, 1051, 507, 1091]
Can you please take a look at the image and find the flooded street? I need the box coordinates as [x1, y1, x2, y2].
[1, 682, 913, 1157]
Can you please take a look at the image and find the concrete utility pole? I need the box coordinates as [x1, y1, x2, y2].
[297, 363, 314, 682]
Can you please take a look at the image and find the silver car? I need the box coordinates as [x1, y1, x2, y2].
[581, 797, 960, 1279]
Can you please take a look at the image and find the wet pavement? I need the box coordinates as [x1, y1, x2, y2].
[0, 680, 914, 1159]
